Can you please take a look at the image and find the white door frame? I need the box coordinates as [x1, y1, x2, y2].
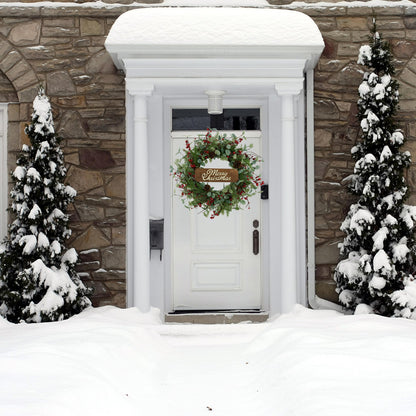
[164, 99, 270, 312]
[125, 80, 306, 316]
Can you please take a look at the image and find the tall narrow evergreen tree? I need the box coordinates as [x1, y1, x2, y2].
[0, 88, 91, 323]
[334, 25, 416, 318]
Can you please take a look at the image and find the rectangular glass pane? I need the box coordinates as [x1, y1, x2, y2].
[222, 108, 260, 131]
[172, 108, 260, 131]
[172, 109, 210, 131]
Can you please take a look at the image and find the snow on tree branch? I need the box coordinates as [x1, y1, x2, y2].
[334, 24, 416, 319]
[0, 87, 91, 323]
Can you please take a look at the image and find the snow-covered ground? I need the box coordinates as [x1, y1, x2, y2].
[1, 305, 416, 416]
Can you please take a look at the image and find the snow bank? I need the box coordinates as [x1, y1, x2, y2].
[0, 306, 164, 416]
[245, 306, 416, 416]
[1, 305, 416, 415]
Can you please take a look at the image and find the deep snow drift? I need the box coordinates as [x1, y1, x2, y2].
[1, 305, 416, 415]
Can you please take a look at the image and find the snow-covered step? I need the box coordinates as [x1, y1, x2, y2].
[164, 311, 269, 324]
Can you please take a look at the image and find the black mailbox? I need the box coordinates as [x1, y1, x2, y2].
[150, 219, 164, 260]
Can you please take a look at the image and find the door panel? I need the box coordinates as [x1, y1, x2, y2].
[192, 210, 241, 252]
[191, 262, 241, 291]
[171, 131, 262, 310]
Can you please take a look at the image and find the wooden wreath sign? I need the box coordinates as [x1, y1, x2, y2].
[171, 130, 263, 219]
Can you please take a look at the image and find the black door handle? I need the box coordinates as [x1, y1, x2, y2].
[253, 229, 259, 255]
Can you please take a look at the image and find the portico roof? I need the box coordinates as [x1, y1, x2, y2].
[105, 7, 324, 70]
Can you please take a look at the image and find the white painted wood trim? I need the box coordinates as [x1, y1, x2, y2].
[275, 82, 303, 313]
[295, 92, 307, 306]
[123, 59, 307, 79]
[130, 86, 154, 312]
[0, 104, 7, 241]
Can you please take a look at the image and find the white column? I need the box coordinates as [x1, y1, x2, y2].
[130, 84, 154, 312]
[276, 79, 303, 314]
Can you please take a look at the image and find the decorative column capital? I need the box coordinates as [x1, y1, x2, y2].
[275, 78, 304, 97]
[126, 79, 154, 97]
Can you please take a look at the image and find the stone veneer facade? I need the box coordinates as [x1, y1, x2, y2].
[0, 0, 415, 307]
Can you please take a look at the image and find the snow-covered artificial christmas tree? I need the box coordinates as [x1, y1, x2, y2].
[334, 25, 416, 318]
[0, 87, 91, 323]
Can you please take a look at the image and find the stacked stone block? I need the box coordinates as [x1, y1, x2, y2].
[301, 8, 416, 302]
[0, 1, 415, 307]
[0, 9, 127, 306]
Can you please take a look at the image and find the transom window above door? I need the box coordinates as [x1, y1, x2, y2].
[172, 108, 260, 132]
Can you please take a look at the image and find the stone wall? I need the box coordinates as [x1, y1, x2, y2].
[299, 7, 416, 302]
[0, 8, 128, 307]
[0, 2, 415, 308]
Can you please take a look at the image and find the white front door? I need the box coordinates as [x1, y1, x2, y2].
[171, 131, 262, 311]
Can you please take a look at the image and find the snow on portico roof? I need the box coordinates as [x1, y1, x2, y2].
[107, 8, 322, 47]
[105, 7, 324, 68]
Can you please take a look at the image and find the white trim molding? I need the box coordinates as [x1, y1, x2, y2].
[275, 78, 304, 96]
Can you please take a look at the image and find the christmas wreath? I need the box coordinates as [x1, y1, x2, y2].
[172, 130, 263, 219]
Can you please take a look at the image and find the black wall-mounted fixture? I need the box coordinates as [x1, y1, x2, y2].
[261, 184, 269, 200]
[150, 219, 164, 261]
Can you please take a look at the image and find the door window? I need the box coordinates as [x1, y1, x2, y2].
[172, 108, 260, 131]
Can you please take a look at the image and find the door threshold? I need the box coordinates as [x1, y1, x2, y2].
[165, 310, 269, 324]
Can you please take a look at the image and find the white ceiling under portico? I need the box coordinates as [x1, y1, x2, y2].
[105, 7, 324, 71]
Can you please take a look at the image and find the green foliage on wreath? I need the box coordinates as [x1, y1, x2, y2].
[171, 130, 263, 219]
